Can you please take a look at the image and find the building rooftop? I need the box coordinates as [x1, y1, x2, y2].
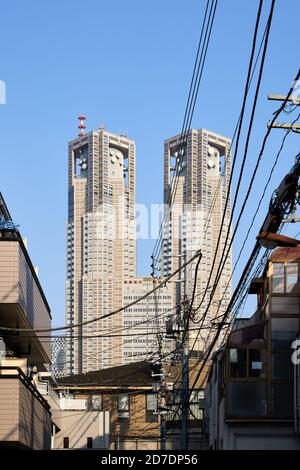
[269, 245, 300, 263]
[56, 361, 156, 389]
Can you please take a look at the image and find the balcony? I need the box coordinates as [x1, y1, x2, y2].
[59, 397, 88, 411]
[0, 366, 52, 449]
[0, 239, 51, 365]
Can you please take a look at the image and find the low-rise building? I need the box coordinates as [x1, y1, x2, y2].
[206, 246, 300, 450]
[0, 192, 54, 449]
[55, 361, 161, 450]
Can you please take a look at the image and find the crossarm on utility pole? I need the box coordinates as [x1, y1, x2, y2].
[268, 94, 300, 104]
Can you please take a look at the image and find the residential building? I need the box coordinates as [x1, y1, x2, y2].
[66, 127, 136, 374]
[162, 129, 232, 353]
[0, 193, 54, 449]
[206, 245, 300, 450]
[54, 361, 160, 450]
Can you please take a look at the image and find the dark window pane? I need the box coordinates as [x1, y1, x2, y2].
[229, 349, 247, 378]
[286, 263, 298, 293]
[271, 352, 294, 381]
[272, 263, 284, 293]
[271, 318, 298, 350]
[227, 382, 267, 417]
[87, 437, 93, 449]
[271, 383, 293, 418]
[248, 349, 265, 378]
[63, 437, 69, 449]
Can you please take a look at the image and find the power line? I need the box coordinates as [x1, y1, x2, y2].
[0, 250, 201, 333]
[196, 0, 265, 316]
[165, 0, 270, 400]
[151, 0, 218, 266]
[166, 2, 278, 418]
[189, 147, 300, 395]
[187, 0, 278, 363]
[191, 110, 300, 346]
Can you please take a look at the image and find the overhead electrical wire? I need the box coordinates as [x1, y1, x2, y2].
[189, 152, 298, 396]
[166, 0, 271, 395]
[169, 247, 271, 421]
[151, 0, 218, 266]
[192, 110, 300, 344]
[194, 59, 299, 344]
[166, 0, 279, 417]
[0, 249, 201, 333]
[186, 0, 278, 361]
[196, 0, 266, 316]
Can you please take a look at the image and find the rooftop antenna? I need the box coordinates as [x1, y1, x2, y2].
[78, 115, 86, 137]
[98, 117, 105, 131]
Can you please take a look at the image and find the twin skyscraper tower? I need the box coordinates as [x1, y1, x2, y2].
[66, 124, 231, 375]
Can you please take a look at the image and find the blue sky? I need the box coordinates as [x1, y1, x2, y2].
[0, 0, 299, 326]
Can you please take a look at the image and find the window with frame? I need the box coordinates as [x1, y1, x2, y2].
[229, 348, 247, 377]
[272, 262, 299, 294]
[270, 317, 296, 419]
[286, 263, 298, 293]
[271, 318, 299, 350]
[89, 394, 102, 411]
[272, 263, 285, 293]
[146, 393, 158, 422]
[227, 382, 267, 417]
[229, 348, 265, 379]
[189, 390, 204, 421]
[166, 390, 181, 422]
[117, 394, 130, 420]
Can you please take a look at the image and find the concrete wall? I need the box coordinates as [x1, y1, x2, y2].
[222, 425, 300, 450]
[0, 376, 52, 449]
[54, 391, 161, 449]
[0, 240, 51, 360]
[54, 410, 110, 449]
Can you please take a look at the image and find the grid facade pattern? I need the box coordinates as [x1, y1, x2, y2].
[162, 128, 232, 352]
[66, 129, 136, 374]
[123, 277, 173, 363]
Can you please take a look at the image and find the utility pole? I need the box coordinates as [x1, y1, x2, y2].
[152, 364, 167, 450]
[162, 247, 190, 450]
[180, 249, 190, 450]
[267, 92, 300, 222]
[267, 92, 300, 133]
[149, 260, 166, 451]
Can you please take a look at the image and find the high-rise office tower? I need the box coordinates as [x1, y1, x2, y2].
[123, 277, 173, 363]
[162, 129, 232, 352]
[66, 123, 136, 374]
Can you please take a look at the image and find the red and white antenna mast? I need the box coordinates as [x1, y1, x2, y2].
[78, 115, 86, 137]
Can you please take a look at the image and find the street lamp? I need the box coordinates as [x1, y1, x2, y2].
[256, 231, 300, 249]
